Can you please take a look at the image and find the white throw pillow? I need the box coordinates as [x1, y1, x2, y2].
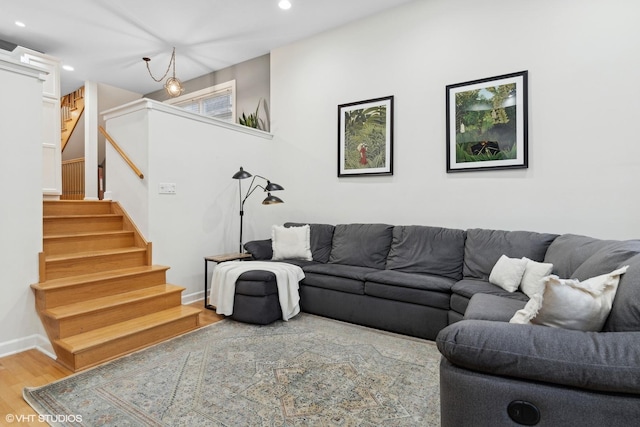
[271, 224, 312, 261]
[489, 255, 528, 292]
[510, 265, 628, 331]
[520, 258, 554, 298]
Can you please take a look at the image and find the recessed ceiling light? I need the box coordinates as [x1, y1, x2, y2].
[15, 21, 26, 28]
[278, 0, 292, 10]
[62, 65, 74, 71]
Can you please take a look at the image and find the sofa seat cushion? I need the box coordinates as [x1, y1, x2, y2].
[365, 269, 455, 292]
[364, 270, 454, 309]
[450, 279, 529, 315]
[385, 225, 466, 280]
[329, 223, 393, 269]
[463, 228, 558, 280]
[464, 294, 527, 322]
[452, 278, 530, 301]
[301, 264, 379, 295]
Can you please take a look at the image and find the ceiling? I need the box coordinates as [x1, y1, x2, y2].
[1, 0, 415, 96]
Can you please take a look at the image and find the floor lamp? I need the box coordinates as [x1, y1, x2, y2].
[232, 166, 284, 253]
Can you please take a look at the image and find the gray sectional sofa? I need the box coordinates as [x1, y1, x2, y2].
[243, 222, 640, 426]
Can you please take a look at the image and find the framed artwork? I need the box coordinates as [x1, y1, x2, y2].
[446, 71, 528, 172]
[338, 96, 393, 177]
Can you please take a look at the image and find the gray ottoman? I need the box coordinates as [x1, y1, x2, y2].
[232, 270, 282, 325]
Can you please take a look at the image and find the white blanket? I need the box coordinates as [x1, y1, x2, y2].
[209, 261, 305, 321]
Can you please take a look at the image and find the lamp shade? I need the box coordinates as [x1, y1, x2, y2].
[232, 166, 252, 180]
[262, 193, 284, 204]
[265, 181, 284, 191]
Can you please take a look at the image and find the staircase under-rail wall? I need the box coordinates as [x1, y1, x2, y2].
[31, 200, 201, 371]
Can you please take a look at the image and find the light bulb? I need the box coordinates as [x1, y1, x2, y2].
[278, 0, 292, 10]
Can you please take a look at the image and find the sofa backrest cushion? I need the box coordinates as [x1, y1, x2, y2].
[285, 222, 335, 263]
[604, 253, 640, 332]
[386, 225, 466, 280]
[543, 234, 616, 278]
[463, 228, 558, 280]
[329, 223, 393, 269]
[572, 240, 640, 281]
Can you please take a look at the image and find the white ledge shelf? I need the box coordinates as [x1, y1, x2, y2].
[102, 98, 274, 140]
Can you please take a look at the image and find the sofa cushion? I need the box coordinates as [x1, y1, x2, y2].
[329, 223, 393, 269]
[303, 263, 378, 281]
[604, 253, 640, 332]
[543, 234, 616, 278]
[463, 294, 527, 322]
[571, 240, 640, 281]
[365, 269, 455, 293]
[285, 222, 335, 263]
[244, 239, 273, 260]
[364, 270, 454, 309]
[449, 279, 529, 316]
[463, 228, 558, 280]
[385, 225, 466, 280]
[452, 278, 530, 302]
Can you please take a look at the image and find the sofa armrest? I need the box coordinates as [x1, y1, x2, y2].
[243, 239, 273, 260]
[436, 320, 640, 395]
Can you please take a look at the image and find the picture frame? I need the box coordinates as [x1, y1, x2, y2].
[338, 96, 394, 177]
[446, 71, 528, 172]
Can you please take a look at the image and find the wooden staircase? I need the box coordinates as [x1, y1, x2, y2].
[31, 200, 201, 371]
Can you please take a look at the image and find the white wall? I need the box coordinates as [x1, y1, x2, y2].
[0, 57, 51, 356]
[269, 0, 640, 240]
[104, 100, 281, 302]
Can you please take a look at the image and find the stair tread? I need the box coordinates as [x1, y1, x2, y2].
[57, 306, 202, 352]
[33, 265, 170, 290]
[45, 284, 185, 319]
[44, 213, 121, 219]
[45, 246, 146, 262]
[44, 230, 134, 240]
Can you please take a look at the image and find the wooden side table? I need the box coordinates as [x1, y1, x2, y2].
[204, 252, 252, 310]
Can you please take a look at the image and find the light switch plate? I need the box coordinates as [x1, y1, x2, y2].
[159, 182, 176, 194]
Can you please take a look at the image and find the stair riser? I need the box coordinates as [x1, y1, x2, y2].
[52, 292, 184, 339]
[44, 216, 123, 235]
[44, 233, 135, 256]
[43, 201, 111, 216]
[63, 315, 199, 371]
[35, 269, 169, 310]
[45, 251, 147, 280]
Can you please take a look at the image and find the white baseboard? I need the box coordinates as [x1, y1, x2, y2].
[182, 290, 204, 305]
[0, 334, 55, 360]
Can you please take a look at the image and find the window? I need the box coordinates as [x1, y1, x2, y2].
[166, 80, 236, 122]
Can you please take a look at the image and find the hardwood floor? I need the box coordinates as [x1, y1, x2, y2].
[0, 302, 223, 425]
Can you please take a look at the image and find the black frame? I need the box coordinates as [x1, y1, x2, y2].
[446, 71, 528, 172]
[338, 95, 394, 177]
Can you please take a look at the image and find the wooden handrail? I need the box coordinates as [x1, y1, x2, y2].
[98, 126, 144, 179]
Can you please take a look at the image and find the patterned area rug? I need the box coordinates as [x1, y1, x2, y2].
[24, 314, 441, 426]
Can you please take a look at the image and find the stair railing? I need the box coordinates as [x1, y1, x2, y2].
[98, 126, 144, 179]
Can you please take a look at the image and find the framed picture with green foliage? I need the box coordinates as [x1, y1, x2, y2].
[338, 96, 393, 177]
[446, 71, 528, 172]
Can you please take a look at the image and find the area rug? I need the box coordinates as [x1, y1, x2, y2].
[24, 314, 441, 426]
